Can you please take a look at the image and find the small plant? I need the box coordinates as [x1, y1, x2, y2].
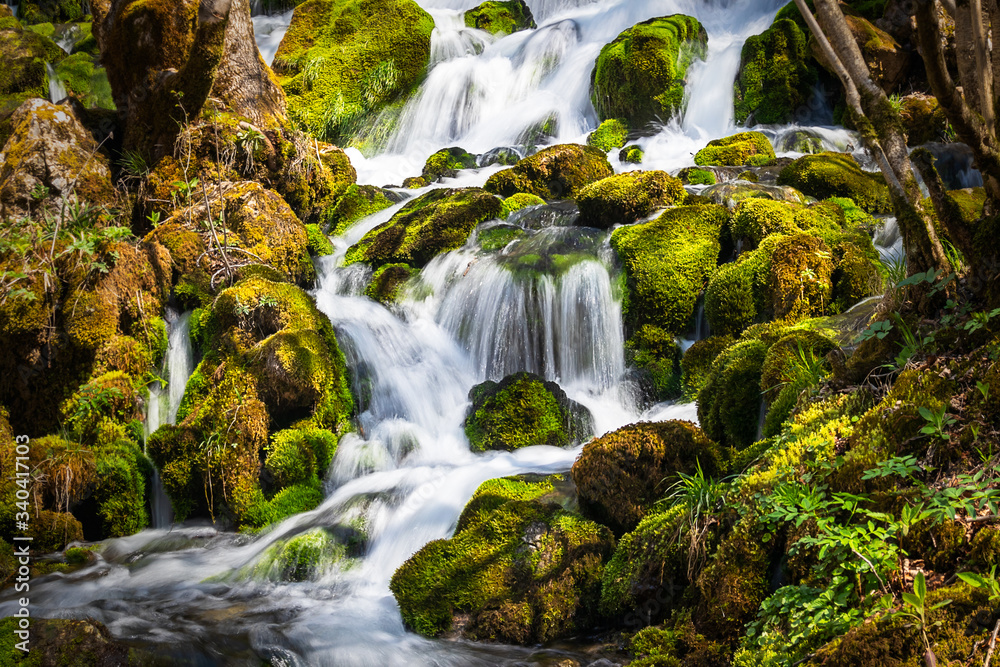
[918, 405, 957, 441]
[147, 210, 162, 228]
[896, 571, 950, 654]
[862, 455, 923, 481]
[858, 318, 894, 343]
[172, 177, 200, 207]
[119, 149, 149, 181]
[30, 183, 50, 201]
[957, 566, 1000, 601]
[964, 307, 1000, 335]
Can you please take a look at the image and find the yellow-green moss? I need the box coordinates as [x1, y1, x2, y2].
[694, 131, 776, 167]
[734, 19, 817, 125]
[778, 152, 892, 214]
[577, 170, 685, 229]
[587, 118, 629, 152]
[484, 143, 614, 200]
[464, 0, 535, 35]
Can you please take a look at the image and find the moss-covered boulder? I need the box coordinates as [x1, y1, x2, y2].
[365, 263, 418, 304]
[694, 131, 776, 167]
[325, 183, 394, 236]
[610, 204, 727, 335]
[899, 93, 949, 146]
[626, 324, 682, 402]
[499, 192, 545, 220]
[0, 617, 141, 666]
[678, 167, 716, 186]
[778, 152, 892, 214]
[345, 187, 502, 270]
[273, 0, 435, 145]
[484, 143, 614, 200]
[697, 338, 769, 449]
[51, 51, 115, 110]
[680, 335, 734, 399]
[571, 420, 721, 534]
[464, 372, 593, 452]
[390, 476, 614, 643]
[591, 15, 708, 128]
[587, 118, 628, 153]
[0, 13, 65, 145]
[576, 170, 685, 229]
[619, 144, 644, 164]
[734, 18, 817, 125]
[464, 0, 535, 36]
[0, 98, 114, 219]
[15, 0, 87, 25]
[405, 146, 478, 188]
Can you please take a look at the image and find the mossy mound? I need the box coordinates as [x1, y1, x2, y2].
[694, 132, 776, 167]
[406, 146, 478, 188]
[697, 338, 769, 449]
[626, 324, 682, 402]
[778, 152, 892, 214]
[273, 0, 435, 145]
[610, 204, 728, 335]
[587, 118, 629, 153]
[680, 335, 734, 399]
[345, 187, 502, 270]
[365, 263, 418, 304]
[249, 527, 353, 582]
[591, 15, 708, 128]
[484, 143, 614, 200]
[0, 617, 140, 666]
[464, 372, 593, 452]
[678, 167, 716, 186]
[734, 18, 817, 125]
[464, 0, 535, 36]
[619, 144, 644, 164]
[576, 170, 685, 229]
[0, 14, 65, 145]
[571, 420, 721, 534]
[899, 93, 948, 146]
[499, 192, 546, 220]
[390, 476, 614, 643]
[325, 183, 393, 236]
[52, 51, 115, 110]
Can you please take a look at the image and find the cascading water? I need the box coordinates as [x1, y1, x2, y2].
[143, 310, 196, 529]
[45, 63, 67, 103]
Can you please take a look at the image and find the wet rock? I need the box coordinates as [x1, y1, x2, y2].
[485, 143, 613, 200]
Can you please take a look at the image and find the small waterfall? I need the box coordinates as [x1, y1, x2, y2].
[144, 310, 195, 529]
[46, 63, 66, 103]
[252, 9, 295, 66]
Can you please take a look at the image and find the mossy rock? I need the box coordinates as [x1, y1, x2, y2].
[0, 14, 66, 143]
[0, 617, 139, 666]
[768, 233, 833, 321]
[484, 143, 614, 200]
[249, 527, 351, 582]
[697, 338, 769, 449]
[778, 129, 825, 154]
[587, 118, 629, 153]
[619, 144, 644, 164]
[365, 262, 418, 304]
[591, 15, 708, 128]
[390, 476, 614, 643]
[576, 170, 685, 229]
[734, 18, 817, 125]
[345, 187, 502, 270]
[16, 0, 86, 24]
[678, 167, 716, 186]
[728, 198, 800, 250]
[416, 146, 478, 184]
[694, 132, 776, 167]
[777, 152, 892, 214]
[464, 372, 593, 452]
[571, 420, 721, 534]
[499, 192, 545, 220]
[464, 0, 535, 36]
[274, 0, 435, 145]
[680, 335, 734, 399]
[610, 204, 728, 335]
[325, 183, 393, 236]
[264, 427, 340, 488]
[52, 51, 115, 110]
[900, 93, 948, 146]
[626, 324, 682, 402]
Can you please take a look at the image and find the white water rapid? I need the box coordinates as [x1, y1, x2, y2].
[45, 63, 66, 103]
[0, 0, 877, 663]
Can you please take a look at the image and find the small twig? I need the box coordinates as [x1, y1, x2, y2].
[852, 548, 893, 597]
[201, 180, 232, 281]
[985, 618, 1000, 667]
[196, 246, 264, 265]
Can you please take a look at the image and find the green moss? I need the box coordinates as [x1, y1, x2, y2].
[390, 477, 614, 642]
[418, 146, 478, 183]
[778, 152, 892, 214]
[484, 143, 614, 200]
[680, 335, 734, 399]
[627, 324, 682, 401]
[735, 19, 817, 125]
[242, 481, 326, 530]
[591, 15, 708, 128]
[92, 445, 149, 537]
[619, 144, 644, 164]
[365, 262, 418, 304]
[265, 427, 339, 487]
[694, 131, 776, 167]
[571, 420, 721, 534]
[275, 0, 435, 146]
[305, 223, 334, 256]
[678, 167, 716, 186]
[464, 372, 592, 452]
[250, 528, 349, 581]
[969, 527, 1000, 568]
[325, 184, 393, 236]
[729, 198, 800, 250]
[0, 617, 135, 666]
[464, 0, 535, 35]
[345, 187, 502, 270]
[697, 338, 769, 449]
[17, 0, 86, 25]
[499, 192, 546, 220]
[611, 204, 728, 335]
[587, 118, 629, 152]
[53, 51, 114, 110]
[577, 170, 685, 229]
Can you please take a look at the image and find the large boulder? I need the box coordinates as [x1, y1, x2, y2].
[390, 476, 614, 643]
[610, 204, 727, 335]
[571, 420, 721, 534]
[0, 99, 114, 219]
[0, 13, 65, 145]
[274, 0, 434, 145]
[734, 18, 818, 125]
[590, 15, 708, 129]
[694, 131, 776, 167]
[464, 372, 593, 452]
[484, 143, 613, 200]
[344, 187, 502, 270]
[697, 338, 769, 450]
[777, 152, 892, 214]
[576, 170, 685, 229]
[464, 0, 535, 36]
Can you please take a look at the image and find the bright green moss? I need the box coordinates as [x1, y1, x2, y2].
[484, 143, 614, 200]
[464, 0, 536, 35]
[680, 335, 734, 399]
[768, 233, 834, 321]
[345, 187, 502, 270]
[464, 372, 592, 452]
[53, 51, 115, 110]
[611, 204, 728, 335]
[704, 261, 759, 336]
[697, 338, 769, 449]
[305, 223, 334, 256]
[694, 131, 776, 167]
[92, 445, 149, 537]
[619, 144, 644, 164]
[274, 0, 435, 146]
[390, 477, 613, 642]
[577, 170, 685, 229]
[365, 262, 418, 303]
[455, 475, 555, 532]
[591, 15, 708, 128]
[242, 481, 326, 530]
[678, 167, 716, 186]
[587, 118, 629, 152]
[729, 198, 800, 250]
[778, 152, 892, 214]
[571, 420, 721, 534]
[627, 324, 682, 401]
[499, 192, 545, 219]
[250, 528, 349, 581]
[734, 19, 817, 124]
[417, 146, 478, 184]
[325, 184, 393, 236]
[265, 427, 339, 487]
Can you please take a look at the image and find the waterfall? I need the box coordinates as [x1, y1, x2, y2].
[252, 9, 295, 66]
[46, 63, 66, 103]
[143, 310, 195, 529]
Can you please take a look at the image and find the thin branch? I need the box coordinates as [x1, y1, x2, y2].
[985, 618, 1000, 667]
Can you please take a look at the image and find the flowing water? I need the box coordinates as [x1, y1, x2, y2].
[45, 63, 67, 103]
[2, 0, 897, 663]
